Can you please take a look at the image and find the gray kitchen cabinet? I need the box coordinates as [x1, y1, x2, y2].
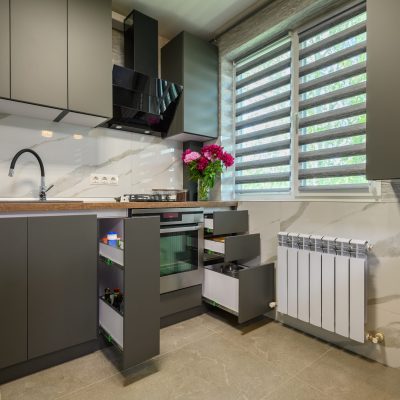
[366, 0, 400, 179]
[10, 0, 68, 109]
[0, 0, 10, 99]
[68, 0, 112, 118]
[0, 218, 28, 369]
[161, 31, 218, 140]
[27, 215, 97, 359]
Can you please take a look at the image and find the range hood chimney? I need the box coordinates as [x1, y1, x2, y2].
[103, 10, 182, 137]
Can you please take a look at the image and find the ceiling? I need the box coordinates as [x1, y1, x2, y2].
[112, 0, 273, 40]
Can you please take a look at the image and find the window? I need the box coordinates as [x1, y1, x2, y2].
[234, 37, 292, 195]
[233, 1, 370, 197]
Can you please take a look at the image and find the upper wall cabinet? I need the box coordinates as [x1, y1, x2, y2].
[0, 0, 112, 125]
[68, 0, 112, 118]
[11, 0, 68, 109]
[0, 0, 10, 99]
[366, 0, 400, 179]
[161, 32, 218, 141]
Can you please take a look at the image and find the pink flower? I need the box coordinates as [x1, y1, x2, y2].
[181, 149, 192, 162]
[201, 144, 223, 161]
[221, 151, 234, 167]
[196, 156, 209, 171]
[183, 151, 201, 164]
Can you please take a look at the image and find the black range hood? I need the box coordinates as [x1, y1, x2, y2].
[103, 10, 182, 137]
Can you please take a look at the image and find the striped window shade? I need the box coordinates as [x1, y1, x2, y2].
[298, 2, 367, 191]
[234, 37, 292, 195]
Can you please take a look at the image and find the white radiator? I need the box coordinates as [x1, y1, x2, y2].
[277, 232, 369, 343]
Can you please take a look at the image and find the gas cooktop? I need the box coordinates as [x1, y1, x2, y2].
[117, 194, 179, 202]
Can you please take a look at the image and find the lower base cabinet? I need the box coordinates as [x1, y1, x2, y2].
[0, 215, 98, 371]
[0, 218, 28, 369]
[28, 215, 98, 359]
[203, 263, 275, 323]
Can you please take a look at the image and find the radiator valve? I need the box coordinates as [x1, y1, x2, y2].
[366, 332, 384, 344]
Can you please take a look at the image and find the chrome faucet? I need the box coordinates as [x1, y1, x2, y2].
[8, 149, 53, 201]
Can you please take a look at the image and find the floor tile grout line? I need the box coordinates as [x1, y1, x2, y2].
[54, 329, 218, 400]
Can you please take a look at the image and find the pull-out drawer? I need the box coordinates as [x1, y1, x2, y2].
[204, 210, 248, 235]
[203, 263, 275, 323]
[204, 233, 260, 262]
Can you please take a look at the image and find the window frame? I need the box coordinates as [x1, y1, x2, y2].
[232, 2, 381, 202]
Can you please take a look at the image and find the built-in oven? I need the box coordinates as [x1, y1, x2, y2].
[129, 208, 204, 294]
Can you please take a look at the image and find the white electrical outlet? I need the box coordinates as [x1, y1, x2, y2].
[90, 174, 119, 185]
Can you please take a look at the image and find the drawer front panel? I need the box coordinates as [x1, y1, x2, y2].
[225, 234, 260, 262]
[160, 285, 202, 318]
[207, 210, 249, 235]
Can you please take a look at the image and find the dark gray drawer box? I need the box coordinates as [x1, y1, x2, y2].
[204, 233, 260, 263]
[204, 210, 248, 235]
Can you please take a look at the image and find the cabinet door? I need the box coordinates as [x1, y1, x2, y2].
[0, 218, 27, 369]
[28, 215, 97, 359]
[68, 0, 112, 117]
[183, 32, 218, 138]
[10, 0, 67, 108]
[366, 0, 400, 179]
[0, 0, 10, 99]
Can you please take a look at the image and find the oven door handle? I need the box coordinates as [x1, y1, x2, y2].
[160, 226, 201, 234]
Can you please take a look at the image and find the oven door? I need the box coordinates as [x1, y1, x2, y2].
[159, 224, 204, 294]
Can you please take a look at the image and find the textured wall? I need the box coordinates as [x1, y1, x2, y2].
[0, 115, 182, 198]
[239, 200, 400, 368]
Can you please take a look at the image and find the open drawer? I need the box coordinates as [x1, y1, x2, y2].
[98, 216, 160, 370]
[204, 210, 248, 235]
[203, 263, 275, 323]
[204, 233, 260, 262]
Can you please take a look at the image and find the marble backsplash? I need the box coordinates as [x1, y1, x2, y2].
[0, 115, 183, 198]
[239, 200, 400, 368]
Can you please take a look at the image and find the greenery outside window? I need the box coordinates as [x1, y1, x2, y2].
[233, 1, 376, 199]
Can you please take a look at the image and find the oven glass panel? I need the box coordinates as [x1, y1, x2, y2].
[160, 230, 198, 277]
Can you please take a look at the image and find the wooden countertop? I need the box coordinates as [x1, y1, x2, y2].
[0, 200, 238, 212]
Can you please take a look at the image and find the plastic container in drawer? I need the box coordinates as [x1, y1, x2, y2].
[99, 242, 124, 267]
[99, 298, 123, 349]
[204, 210, 248, 235]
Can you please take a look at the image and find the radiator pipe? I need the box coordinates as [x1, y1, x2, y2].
[366, 332, 384, 344]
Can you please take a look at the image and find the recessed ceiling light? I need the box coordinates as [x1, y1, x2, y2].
[41, 130, 53, 138]
[73, 134, 83, 140]
[115, 125, 122, 129]
[144, 130, 150, 134]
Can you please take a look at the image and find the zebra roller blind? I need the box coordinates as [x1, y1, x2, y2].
[298, 2, 367, 191]
[234, 37, 292, 195]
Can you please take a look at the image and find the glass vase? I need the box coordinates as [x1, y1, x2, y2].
[197, 179, 210, 201]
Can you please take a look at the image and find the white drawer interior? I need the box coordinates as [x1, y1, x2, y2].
[203, 268, 239, 313]
[204, 217, 214, 230]
[99, 299, 124, 349]
[99, 242, 124, 266]
[204, 238, 225, 254]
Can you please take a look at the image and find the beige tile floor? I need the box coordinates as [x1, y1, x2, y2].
[1, 310, 400, 400]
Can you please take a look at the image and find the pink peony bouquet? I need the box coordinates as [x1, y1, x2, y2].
[182, 144, 234, 200]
